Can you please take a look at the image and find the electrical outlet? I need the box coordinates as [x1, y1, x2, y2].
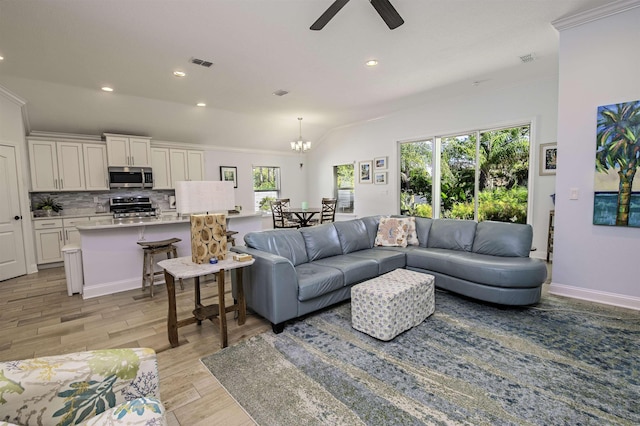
[93, 196, 99, 203]
[164, 194, 169, 201]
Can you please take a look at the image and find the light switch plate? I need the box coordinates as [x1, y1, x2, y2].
[570, 188, 579, 200]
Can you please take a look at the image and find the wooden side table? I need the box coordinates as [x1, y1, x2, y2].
[158, 256, 255, 348]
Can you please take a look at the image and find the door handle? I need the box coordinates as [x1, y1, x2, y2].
[59, 231, 63, 241]
[14, 215, 22, 220]
[60, 178, 64, 189]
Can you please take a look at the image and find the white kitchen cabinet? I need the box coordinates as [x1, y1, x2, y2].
[169, 148, 204, 188]
[187, 150, 205, 181]
[83, 143, 109, 190]
[62, 217, 90, 245]
[34, 216, 94, 265]
[28, 140, 85, 191]
[151, 147, 171, 189]
[34, 218, 64, 264]
[105, 134, 151, 167]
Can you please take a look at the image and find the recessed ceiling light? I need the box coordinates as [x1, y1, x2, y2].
[196, 102, 206, 107]
[0, 55, 4, 61]
[101, 86, 114, 92]
[273, 89, 289, 96]
[173, 70, 186, 77]
[365, 59, 379, 67]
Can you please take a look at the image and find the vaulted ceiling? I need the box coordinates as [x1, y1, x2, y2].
[0, 0, 611, 152]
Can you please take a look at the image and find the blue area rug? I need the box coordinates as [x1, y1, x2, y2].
[201, 290, 640, 425]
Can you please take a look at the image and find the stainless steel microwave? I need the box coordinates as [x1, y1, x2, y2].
[108, 167, 153, 189]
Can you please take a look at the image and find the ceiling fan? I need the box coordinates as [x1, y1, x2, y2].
[310, 0, 404, 31]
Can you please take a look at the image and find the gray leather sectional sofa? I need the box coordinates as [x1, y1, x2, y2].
[231, 216, 547, 333]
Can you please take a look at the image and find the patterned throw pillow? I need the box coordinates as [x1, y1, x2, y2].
[401, 216, 419, 246]
[375, 217, 409, 247]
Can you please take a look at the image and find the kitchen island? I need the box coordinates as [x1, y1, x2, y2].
[76, 212, 262, 299]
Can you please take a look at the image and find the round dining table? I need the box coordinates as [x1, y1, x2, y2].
[288, 207, 321, 227]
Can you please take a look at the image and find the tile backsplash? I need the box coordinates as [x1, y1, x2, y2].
[30, 189, 176, 213]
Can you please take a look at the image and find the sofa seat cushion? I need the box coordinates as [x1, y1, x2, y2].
[312, 254, 379, 286]
[406, 248, 546, 288]
[295, 263, 344, 301]
[350, 248, 407, 274]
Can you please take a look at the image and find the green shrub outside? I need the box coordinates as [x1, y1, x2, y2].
[449, 186, 528, 223]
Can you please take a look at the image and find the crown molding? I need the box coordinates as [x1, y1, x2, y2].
[552, 0, 640, 31]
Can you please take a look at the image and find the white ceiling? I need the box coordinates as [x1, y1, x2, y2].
[0, 0, 611, 152]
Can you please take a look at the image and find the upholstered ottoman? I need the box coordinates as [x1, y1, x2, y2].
[351, 269, 435, 341]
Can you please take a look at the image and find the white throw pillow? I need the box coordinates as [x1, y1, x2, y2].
[375, 217, 409, 247]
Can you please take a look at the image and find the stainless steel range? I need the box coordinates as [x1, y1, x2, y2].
[110, 196, 157, 219]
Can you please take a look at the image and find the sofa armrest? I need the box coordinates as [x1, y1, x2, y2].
[232, 246, 300, 325]
[0, 348, 161, 426]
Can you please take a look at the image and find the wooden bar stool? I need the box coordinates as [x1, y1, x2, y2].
[137, 238, 183, 298]
[226, 230, 238, 247]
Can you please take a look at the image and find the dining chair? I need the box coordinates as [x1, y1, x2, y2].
[308, 198, 337, 226]
[270, 201, 301, 228]
[320, 198, 337, 223]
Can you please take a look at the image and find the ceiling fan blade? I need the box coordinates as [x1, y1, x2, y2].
[370, 0, 404, 29]
[310, 0, 350, 30]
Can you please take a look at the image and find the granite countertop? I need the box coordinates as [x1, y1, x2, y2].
[75, 211, 262, 230]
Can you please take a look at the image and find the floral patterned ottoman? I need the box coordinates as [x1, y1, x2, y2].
[351, 269, 435, 341]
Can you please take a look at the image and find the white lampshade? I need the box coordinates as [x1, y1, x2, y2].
[175, 181, 235, 215]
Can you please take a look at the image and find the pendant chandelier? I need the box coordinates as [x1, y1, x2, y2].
[290, 117, 311, 152]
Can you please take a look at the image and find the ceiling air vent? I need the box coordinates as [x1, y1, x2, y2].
[519, 53, 536, 63]
[273, 89, 289, 97]
[190, 57, 213, 68]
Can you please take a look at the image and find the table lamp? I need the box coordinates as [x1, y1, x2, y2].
[175, 181, 235, 264]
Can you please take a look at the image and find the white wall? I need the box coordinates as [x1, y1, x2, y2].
[201, 146, 309, 214]
[307, 77, 559, 258]
[551, 5, 640, 308]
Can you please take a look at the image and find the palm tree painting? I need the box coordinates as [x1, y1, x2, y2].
[594, 99, 640, 227]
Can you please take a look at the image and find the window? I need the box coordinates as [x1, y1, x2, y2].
[253, 166, 280, 212]
[400, 124, 530, 223]
[334, 164, 354, 213]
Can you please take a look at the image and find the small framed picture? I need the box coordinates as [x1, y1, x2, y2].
[374, 156, 388, 170]
[220, 166, 238, 188]
[540, 143, 557, 176]
[359, 160, 373, 184]
[374, 171, 387, 185]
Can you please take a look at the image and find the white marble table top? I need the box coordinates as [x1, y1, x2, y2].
[157, 256, 255, 279]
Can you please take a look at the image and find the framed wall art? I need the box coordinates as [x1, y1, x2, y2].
[539, 143, 557, 176]
[374, 156, 388, 170]
[374, 171, 387, 185]
[359, 160, 373, 183]
[594, 99, 640, 227]
[220, 166, 238, 188]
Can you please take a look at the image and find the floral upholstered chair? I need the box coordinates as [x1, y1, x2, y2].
[0, 348, 166, 426]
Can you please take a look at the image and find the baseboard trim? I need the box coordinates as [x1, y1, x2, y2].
[548, 282, 640, 311]
[82, 278, 163, 299]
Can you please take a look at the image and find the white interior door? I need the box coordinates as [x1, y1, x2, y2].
[0, 145, 27, 281]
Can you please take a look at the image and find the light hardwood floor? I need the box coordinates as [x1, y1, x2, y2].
[0, 266, 270, 425]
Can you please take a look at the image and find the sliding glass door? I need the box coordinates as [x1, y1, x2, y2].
[400, 124, 530, 223]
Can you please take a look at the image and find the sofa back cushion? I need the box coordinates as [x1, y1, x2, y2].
[300, 223, 343, 261]
[334, 219, 371, 253]
[415, 217, 433, 248]
[472, 221, 533, 257]
[244, 229, 309, 266]
[427, 219, 477, 252]
[360, 215, 383, 247]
